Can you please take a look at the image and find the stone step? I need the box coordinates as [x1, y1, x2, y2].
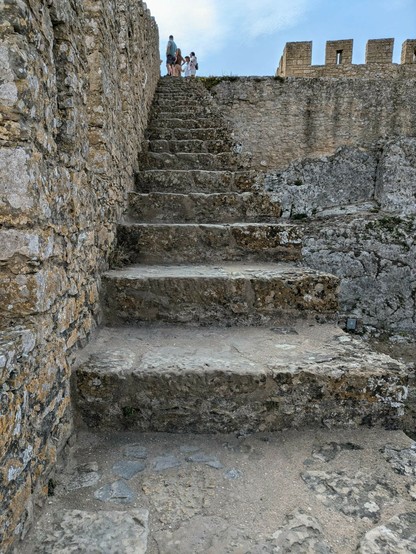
[148, 117, 223, 129]
[115, 223, 301, 264]
[102, 263, 339, 326]
[127, 191, 282, 223]
[139, 152, 243, 171]
[152, 109, 217, 120]
[75, 323, 407, 432]
[154, 93, 201, 102]
[135, 169, 259, 193]
[157, 78, 202, 88]
[154, 91, 190, 97]
[152, 100, 212, 110]
[147, 138, 233, 155]
[146, 127, 229, 142]
[25, 427, 415, 554]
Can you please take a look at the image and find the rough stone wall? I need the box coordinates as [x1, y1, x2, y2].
[0, 0, 159, 550]
[262, 138, 416, 333]
[207, 76, 416, 171]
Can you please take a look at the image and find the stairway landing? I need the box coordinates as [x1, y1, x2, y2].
[20, 427, 416, 553]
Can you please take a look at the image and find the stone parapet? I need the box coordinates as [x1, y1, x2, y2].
[277, 38, 416, 77]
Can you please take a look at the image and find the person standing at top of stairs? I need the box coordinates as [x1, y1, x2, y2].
[166, 34, 177, 76]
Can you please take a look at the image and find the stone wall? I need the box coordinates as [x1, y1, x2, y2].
[262, 138, 416, 333]
[277, 38, 416, 77]
[206, 75, 416, 171]
[0, 0, 159, 550]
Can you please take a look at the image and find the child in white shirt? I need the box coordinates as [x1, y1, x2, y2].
[189, 52, 198, 77]
[182, 56, 191, 78]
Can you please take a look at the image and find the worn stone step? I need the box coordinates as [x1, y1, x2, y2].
[149, 117, 224, 130]
[102, 263, 339, 326]
[154, 94, 201, 103]
[152, 110, 217, 121]
[127, 191, 282, 223]
[148, 138, 233, 155]
[115, 223, 301, 264]
[146, 127, 229, 142]
[75, 323, 407, 432]
[154, 91, 190, 97]
[135, 169, 259, 193]
[139, 152, 243, 171]
[152, 100, 212, 111]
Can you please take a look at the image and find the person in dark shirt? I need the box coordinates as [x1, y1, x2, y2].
[166, 35, 177, 76]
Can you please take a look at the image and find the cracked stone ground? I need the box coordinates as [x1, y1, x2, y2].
[19, 428, 416, 554]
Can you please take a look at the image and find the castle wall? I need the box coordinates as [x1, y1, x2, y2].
[208, 74, 416, 170]
[0, 0, 159, 549]
[277, 38, 416, 77]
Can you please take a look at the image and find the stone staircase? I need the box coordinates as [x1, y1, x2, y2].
[75, 77, 407, 433]
[21, 77, 414, 554]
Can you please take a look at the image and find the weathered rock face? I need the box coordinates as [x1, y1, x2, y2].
[302, 215, 416, 333]
[0, 0, 159, 550]
[261, 139, 416, 333]
[206, 77, 416, 171]
[375, 139, 416, 216]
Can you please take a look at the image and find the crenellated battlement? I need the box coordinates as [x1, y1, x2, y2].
[277, 38, 416, 77]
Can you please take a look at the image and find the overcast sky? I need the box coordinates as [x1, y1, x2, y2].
[145, 0, 416, 76]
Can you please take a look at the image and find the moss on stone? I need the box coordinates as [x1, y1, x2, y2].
[199, 76, 239, 91]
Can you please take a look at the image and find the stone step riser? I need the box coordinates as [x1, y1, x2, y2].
[139, 152, 244, 171]
[152, 102, 212, 110]
[154, 94, 203, 101]
[76, 365, 406, 433]
[147, 139, 233, 155]
[146, 128, 228, 141]
[135, 170, 258, 194]
[154, 92, 192, 97]
[152, 110, 216, 120]
[127, 192, 282, 223]
[148, 118, 223, 130]
[102, 271, 339, 326]
[115, 224, 302, 264]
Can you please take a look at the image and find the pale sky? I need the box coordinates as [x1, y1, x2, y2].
[145, 0, 416, 76]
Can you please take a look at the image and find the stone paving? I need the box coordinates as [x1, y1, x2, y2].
[20, 428, 416, 553]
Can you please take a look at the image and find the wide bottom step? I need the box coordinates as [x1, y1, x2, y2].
[75, 322, 407, 433]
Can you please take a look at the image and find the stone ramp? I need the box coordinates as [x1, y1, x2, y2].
[19, 428, 416, 553]
[75, 322, 407, 432]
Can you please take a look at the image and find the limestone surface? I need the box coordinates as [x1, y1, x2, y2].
[18, 429, 416, 554]
[28, 509, 149, 554]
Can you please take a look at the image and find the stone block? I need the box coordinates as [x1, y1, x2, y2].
[325, 40, 353, 65]
[366, 38, 394, 64]
[401, 39, 416, 64]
